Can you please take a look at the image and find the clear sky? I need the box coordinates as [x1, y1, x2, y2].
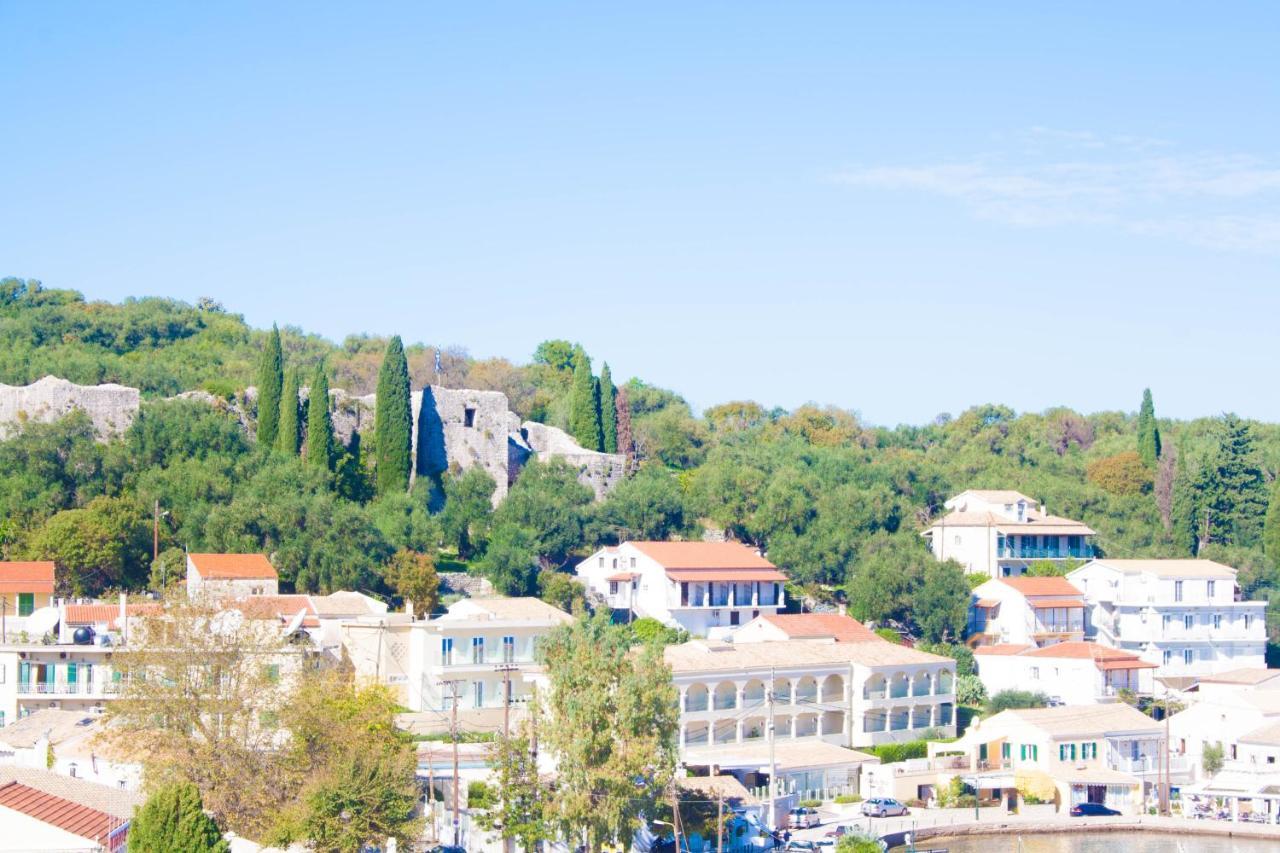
[3, 3, 1278, 425]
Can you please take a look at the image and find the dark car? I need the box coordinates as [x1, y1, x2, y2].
[1070, 802, 1121, 817]
[428, 847, 467, 853]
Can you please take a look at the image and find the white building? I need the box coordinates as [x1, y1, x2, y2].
[1068, 559, 1267, 677]
[969, 576, 1086, 648]
[185, 552, 279, 598]
[0, 709, 142, 791]
[340, 597, 573, 724]
[923, 490, 1096, 578]
[974, 641, 1157, 705]
[575, 541, 787, 637]
[1170, 687, 1280, 780]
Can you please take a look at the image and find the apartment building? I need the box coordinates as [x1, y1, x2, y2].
[974, 641, 1156, 705]
[1068, 559, 1267, 677]
[923, 490, 1095, 578]
[969, 576, 1086, 648]
[575, 541, 787, 637]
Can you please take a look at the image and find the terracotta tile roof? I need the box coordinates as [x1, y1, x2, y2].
[665, 568, 788, 582]
[755, 613, 878, 642]
[974, 598, 1000, 608]
[0, 780, 123, 843]
[64, 603, 161, 628]
[629, 541, 780, 571]
[1084, 559, 1238, 579]
[231, 594, 318, 627]
[994, 703, 1160, 738]
[664, 638, 951, 674]
[441, 597, 575, 624]
[187, 553, 278, 580]
[955, 489, 1038, 506]
[997, 577, 1083, 597]
[1240, 721, 1280, 747]
[605, 572, 638, 582]
[0, 561, 55, 593]
[1197, 667, 1280, 685]
[926, 510, 1095, 536]
[0, 767, 143, 819]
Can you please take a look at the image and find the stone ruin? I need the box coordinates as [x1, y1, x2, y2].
[0, 376, 624, 502]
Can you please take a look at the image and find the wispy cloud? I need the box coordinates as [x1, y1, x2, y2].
[832, 131, 1280, 253]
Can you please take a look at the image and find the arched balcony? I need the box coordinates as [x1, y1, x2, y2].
[743, 678, 766, 708]
[713, 681, 737, 711]
[794, 713, 819, 738]
[684, 683, 709, 712]
[912, 705, 932, 729]
[889, 672, 909, 699]
[937, 670, 954, 696]
[912, 672, 932, 697]
[742, 716, 767, 741]
[821, 674, 844, 703]
[795, 676, 818, 705]
[773, 677, 792, 705]
[864, 709, 887, 733]
[889, 707, 910, 731]
[864, 674, 887, 700]
[713, 719, 736, 744]
[821, 710, 844, 735]
[684, 722, 709, 746]
[938, 703, 954, 726]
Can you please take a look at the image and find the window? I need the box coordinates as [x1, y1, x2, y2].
[598, 557, 604, 567]
[1030, 667, 1039, 679]
[68, 763, 77, 778]
[1162, 650, 1172, 666]
[1184, 614, 1194, 631]
[1020, 744, 1027, 761]
[1207, 580, 1216, 598]
[612, 558, 617, 569]
[0, 664, 5, 684]
[1031, 745, 1039, 761]
[1175, 581, 1184, 602]
[954, 535, 962, 545]
[630, 557, 636, 568]
[609, 581, 618, 595]
[1183, 649, 1194, 665]
[263, 664, 281, 683]
[474, 681, 484, 708]
[1059, 744, 1068, 761]
[1246, 615, 1254, 631]
[472, 637, 485, 664]
[1163, 614, 1172, 631]
[17, 593, 33, 617]
[441, 638, 454, 666]
[502, 635, 515, 663]
[1070, 743, 1077, 761]
[463, 407, 476, 428]
[1213, 614, 1222, 630]
[1001, 743, 1011, 760]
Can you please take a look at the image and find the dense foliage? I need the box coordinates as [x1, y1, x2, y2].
[129, 781, 229, 853]
[6, 282, 1280, 650]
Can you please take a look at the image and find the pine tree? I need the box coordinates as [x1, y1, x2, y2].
[599, 362, 618, 453]
[1264, 479, 1280, 566]
[255, 325, 283, 448]
[1137, 388, 1161, 466]
[129, 781, 228, 853]
[374, 335, 413, 496]
[1208, 413, 1268, 547]
[615, 385, 635, 471]
[305, 363, 333, 470]
[276, 368, 301, 455]
[567, 346, 602, 451]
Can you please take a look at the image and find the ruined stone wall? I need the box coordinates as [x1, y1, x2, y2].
[0, 376, 140, 439]
[415, 386, 522, 501]
[519, 421, 627, 500]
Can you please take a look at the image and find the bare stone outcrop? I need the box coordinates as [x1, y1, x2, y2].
[0, 376, 140, 439]
[518, 421, 626, 500]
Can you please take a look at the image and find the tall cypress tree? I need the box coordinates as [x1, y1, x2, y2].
[277, 368, 301, 455]
[568, 346, 602, 451]
[374, 335, 413, 495]
[1137, 388, 1161, 467]
[599, 362, 618, 453]
[305, 363, 334, 470]
[255, 325, 283, 448]
[129, 781, 228, 853]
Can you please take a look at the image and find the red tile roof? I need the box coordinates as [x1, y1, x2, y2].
[0, 781, 122, 844]
[188, 553, 277, 580]
[1028, 598, 1086, 609]
[978, 641, 1158, 671]
[997, 577, 1082, 597]
[64, 603, 162, 629]
[605, 572, 637, 582]
[0, 561, 55, 594]
[630, 541, 779, 571]
[231, 594, 319, 627]
[757, 613, 879, 643]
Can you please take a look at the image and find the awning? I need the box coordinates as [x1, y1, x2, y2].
[975, 598, 999, 608]
[1097, 658, 1158, 671]
[1030, 598, 1085, 609]
[605, 572, 637, 582]
[1056, 767, 1140, 785]
[666, 569, 787, 582]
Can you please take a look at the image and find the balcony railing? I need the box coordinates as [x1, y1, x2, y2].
[18, 681, 117, 696]
[999, 546, 1094, 560]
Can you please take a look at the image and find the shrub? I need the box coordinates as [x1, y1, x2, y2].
[798, 798, 823, 809]
[866, 740, 929, 764]
[834, 794, 862, 804]
[467, 781, 494, 809]
[1203, 741, 1225, 776]
[985, 689, 1050, 714]
[874, 627, 902, 644]
[955, 674, 988, 706]
[1086, 450, 1153, 496]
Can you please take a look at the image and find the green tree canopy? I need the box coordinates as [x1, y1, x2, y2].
[28, 495, 150, 595]
[599, 362, 618, 453]
[305, 364, 333, 470]
[129, 781, 229, 853]
[1137, 388, 1161, 466]
[255, 325, 283, 448]
[374, 335, 412, 496]
[277, 368, 300, 455]
[568, 346, 602, 451]
[494, 459, 593, 565]
[440, 467, 496, 559]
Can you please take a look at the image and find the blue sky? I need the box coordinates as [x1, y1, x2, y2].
[3, 3, 1278, 424]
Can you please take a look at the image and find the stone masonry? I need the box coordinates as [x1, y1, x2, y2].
[0, 376, 140, 439]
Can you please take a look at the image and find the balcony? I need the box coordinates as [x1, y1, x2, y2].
[17, 681, 117, 696]
[1112, 754, 1189, 775]
[999, 546, 1093, 560]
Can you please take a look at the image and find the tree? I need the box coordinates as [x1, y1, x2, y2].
[538, 613, 678, 851]
[255, 325, 283, 448]
[28, 495, 150, 595]
[1200, 415, 1268, 549]
[277, 368, 301, 455]
[374, 335, 412, 496]
[915, 641, 976, 677]
[628, 616, 688, 646]
[836, 834, 884, 853]
[1265, 480, 1280, 567]
[1155, 443, 1178, 531]
[305, 364, 334, 470]
[590, 465, 688, 544]
[1203, 741, 1225, 776]
[916, 560, 970, 643]
[129, 781, 229, 853]
[440, 467, 496, 559]
[615, 385, 635, 470]
[599, 362, 618, 453]
[845, 533, 926, 626]
[474, 726, 549, 852]
[568, 346, 602, 451]
[480, 523, 539, 595]
[493, 459, 593, 565]
[383, 549, 440, 617]
[1086, 451, 1153, 496]
[986, 689, 1050, 714]
[1137, 388, 1161, 467]
[538, 569, 586, 615]
[955, 674, 988, 706]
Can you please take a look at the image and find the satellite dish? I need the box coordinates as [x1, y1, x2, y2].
[26, 606, 60, 637]
[282, 609, 307, 638]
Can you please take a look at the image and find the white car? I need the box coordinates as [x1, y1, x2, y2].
[787, 806, 820, 828]
[861, 797, 909, 817]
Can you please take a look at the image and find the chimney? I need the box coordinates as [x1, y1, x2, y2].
[119, 592, 126, 624]
[1040, 502, 1047, 517]
[405, 599, 414, 617]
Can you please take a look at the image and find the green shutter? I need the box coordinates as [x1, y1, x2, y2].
[1020, 744, 1027, 760]
[17, 594, 33, 617]
[1070, 743, 1077, 760]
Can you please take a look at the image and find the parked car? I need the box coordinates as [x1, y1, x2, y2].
[428, 847, 467, 853]
[1070, 802, 1121, 817]
[861, 797, 910, 817]
[824, 824, 858, 838]
[788, 806, 820, 828]
[784, 842, 821, 851]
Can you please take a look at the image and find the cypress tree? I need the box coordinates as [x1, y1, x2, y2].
[1137, 388, 1161, 466]
[129, 781, 228, 853]
[305, 363, 333, 470]
[374, 335, 413, 495]
[568, 346, 603, 451]
[599, 362, 618, 453]
[255, 325, 283, 448]
[276, 368, 301, 455]
[1264, 480, 1280, 566]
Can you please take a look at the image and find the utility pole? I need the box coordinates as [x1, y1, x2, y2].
[670, 784, 682, 853]
[497, 664, 517, 853]
[716, 783, 724, 853]
[152, 499, 160, 563]
[1163, 690, 1172, 816]
[1, 597, 7, 644]
[767, 665, 777, 834]
[439, 679, 463, 847]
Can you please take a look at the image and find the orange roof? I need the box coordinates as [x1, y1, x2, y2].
[1029, 598, 1086, 609]
[64, 603, 162, 628]
[974, 644, 1033, 656]
[605, 572, 637, 582]
[757, 613, 879, 643]
[974, 598, 1000, 608]
[0, 781, 119, 844]
[666, 568, 788, 582]
[630, 541, 779, 570]
[188, 553, 278, 580]
[231, 594, 319, 627]
[998, 577, 1082, 597]
[0, 561, 55, 593]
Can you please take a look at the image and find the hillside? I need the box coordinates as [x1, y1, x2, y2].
[2, 277, 1279, 651]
